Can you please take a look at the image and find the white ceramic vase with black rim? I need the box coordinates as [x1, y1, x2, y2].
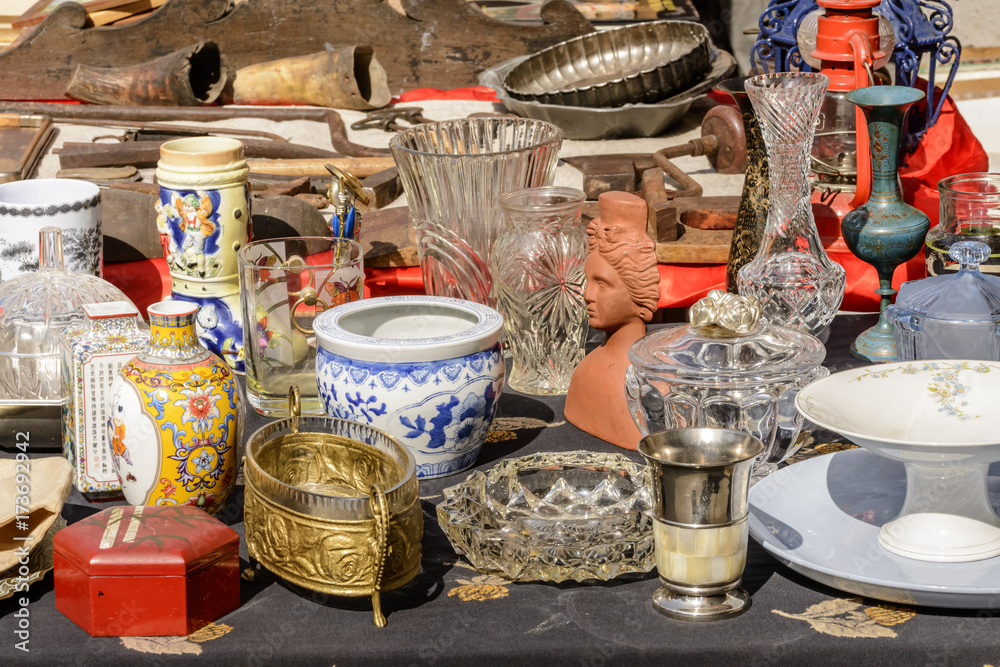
[0, 178, 101, 279]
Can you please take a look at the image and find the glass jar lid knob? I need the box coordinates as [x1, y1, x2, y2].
[688, 289, 761, 336]
[949, 241, 991, 271]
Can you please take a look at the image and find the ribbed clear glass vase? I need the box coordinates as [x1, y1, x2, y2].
[390, 118, 563, 306]
[737, 72, 845, 335]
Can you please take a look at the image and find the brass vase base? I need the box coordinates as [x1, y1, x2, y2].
[652, 585, 751, 621]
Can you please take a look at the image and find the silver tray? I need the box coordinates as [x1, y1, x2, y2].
[481, 48, 737, 141]
[504, 20, 711, 108]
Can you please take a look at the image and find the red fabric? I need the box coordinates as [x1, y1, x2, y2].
[394, 86, 500, 104]
[899, 82, 990, 229]
[102, 258, 426, 309]
[103, 258, 172, 317]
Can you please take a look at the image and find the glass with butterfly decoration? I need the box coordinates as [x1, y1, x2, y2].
[238, 236, 363, 416]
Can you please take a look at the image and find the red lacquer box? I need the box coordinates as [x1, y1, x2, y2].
[54, 505, 240, 636]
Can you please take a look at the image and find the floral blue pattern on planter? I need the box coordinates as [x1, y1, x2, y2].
[317, 345, 504, 479]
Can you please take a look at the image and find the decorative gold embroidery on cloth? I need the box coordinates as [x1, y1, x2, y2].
[773, 598, 915, 638]
[120, 623, 233, 654]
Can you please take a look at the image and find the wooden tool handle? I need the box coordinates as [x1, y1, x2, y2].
[247, 157, 396, 178]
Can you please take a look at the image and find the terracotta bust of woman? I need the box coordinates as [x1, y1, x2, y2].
[564, 191, 660, 450]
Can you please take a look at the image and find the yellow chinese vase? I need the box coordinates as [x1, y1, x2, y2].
[108, 301, 243, 514]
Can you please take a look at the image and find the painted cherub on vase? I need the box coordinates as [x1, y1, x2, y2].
[564, 191, 659, 450]
[175, 192, 216, 277]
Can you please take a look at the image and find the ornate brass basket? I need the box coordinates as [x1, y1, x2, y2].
[243, 388, 422, 626]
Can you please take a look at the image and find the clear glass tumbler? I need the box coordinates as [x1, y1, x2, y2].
[737, 72, 845, 335]
[237, 237, 363, 416]
[389, 117, 563, 306]
[926, 173, 1000, 277]
[492, 187, 588, 395]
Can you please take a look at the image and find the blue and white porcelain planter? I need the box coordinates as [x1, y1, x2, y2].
[315, 296, 504, 479]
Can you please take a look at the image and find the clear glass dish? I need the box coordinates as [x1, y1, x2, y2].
[437, 451, 654, 583]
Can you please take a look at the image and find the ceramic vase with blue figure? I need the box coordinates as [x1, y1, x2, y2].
[314, 296, 504, 479]
[840, 85, 930, 362]
[156, 136, 250, 373]
[108, 300, 243, 514]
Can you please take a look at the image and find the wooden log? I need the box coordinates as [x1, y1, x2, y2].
[358, 167, 401, 211]
[361, 206, 417, 268]
[65, 40, 226, 106]
[230, 47, 391, 110]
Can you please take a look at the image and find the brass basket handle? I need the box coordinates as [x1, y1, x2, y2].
[289, 287, 328, 335]
[369, 483, 389, 628]
[288, 385, 301, 433]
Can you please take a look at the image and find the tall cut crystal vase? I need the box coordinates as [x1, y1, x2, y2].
[737, 73, 845, 335]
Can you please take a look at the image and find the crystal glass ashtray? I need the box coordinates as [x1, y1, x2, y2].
[437, 451, 654, 582]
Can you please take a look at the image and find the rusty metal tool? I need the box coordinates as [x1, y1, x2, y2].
[350, 106, 432, 132]
[0, 102, 390, 157]
[56, 138, 341, 169]
[63, 117, 289, 142]
[565, 104, 747, 199]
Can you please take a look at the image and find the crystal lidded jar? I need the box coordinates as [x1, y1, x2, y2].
[736, 72, 845, 335]
[0, 226, 135, 404]
[625, 289, 828, 480]
[492, 186, 588, 395]
[886, 241, 1000, 361]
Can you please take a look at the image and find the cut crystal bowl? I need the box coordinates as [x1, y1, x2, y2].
[437, 451, 654, 582]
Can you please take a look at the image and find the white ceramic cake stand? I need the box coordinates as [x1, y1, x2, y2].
[796, 360, 1000, 562]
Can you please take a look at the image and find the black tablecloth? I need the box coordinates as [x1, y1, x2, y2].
[3, 313, 999, 666]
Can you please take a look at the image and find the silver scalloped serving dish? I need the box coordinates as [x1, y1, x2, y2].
[504, 20, 711, 108]
[481, 48, 736, 140]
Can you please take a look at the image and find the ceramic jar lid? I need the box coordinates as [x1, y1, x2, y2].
[313, 295, 503, 363]
[628, 290, 827, 387]
[890, 241, 1000, 322]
